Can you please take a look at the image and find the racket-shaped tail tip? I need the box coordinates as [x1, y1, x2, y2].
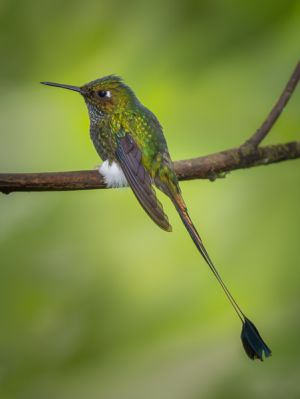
[241, 317, 272, 361]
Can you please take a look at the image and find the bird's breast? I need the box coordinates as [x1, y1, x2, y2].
[90, 122, 117, 162]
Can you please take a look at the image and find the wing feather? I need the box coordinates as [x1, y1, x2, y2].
[115, 134, 172, 232]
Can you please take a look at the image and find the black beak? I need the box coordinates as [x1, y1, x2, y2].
[40, 81, 82, 93]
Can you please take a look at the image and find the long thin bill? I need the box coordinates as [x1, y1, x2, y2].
[40, 82, 82, 93]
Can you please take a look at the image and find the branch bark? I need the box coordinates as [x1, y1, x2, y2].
[1, 61, 300, 195]
[243, 61, 300, 147]
[1, 141, 299, 194]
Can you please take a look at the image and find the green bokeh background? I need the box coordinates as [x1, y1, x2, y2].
[0, 1, 300, 398]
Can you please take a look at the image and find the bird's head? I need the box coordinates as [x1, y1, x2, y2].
[41, 75, 137, 117]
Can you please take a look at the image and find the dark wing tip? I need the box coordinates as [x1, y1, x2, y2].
[161, 221, 172, 232]
[241, 317, 272, 361]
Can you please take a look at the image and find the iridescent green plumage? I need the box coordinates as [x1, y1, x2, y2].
[82, 76, 179, 195]
[41, 76, 271, 361]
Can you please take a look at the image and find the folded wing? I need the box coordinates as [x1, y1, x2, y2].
[115, 133, 172, 232]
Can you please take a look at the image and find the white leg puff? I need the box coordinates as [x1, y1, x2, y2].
[99, 160, 128, 188]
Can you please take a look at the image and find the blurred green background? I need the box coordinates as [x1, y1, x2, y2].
[0, 1, 300, 398]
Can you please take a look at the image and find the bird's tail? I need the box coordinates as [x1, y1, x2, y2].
[170, 192, 272, 361]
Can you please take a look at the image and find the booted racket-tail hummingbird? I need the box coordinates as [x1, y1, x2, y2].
[41, 76, 271, 361]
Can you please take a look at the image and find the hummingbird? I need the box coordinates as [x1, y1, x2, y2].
[41, 76, 272, 361]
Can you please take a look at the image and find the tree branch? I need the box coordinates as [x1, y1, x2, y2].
[1, 141, 299, 194]
[0, 61, 299, 195]
[243, 61, 300, 148]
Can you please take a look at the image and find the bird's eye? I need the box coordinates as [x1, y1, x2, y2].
[97, 90, 111, 98]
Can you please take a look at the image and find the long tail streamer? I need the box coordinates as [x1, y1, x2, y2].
[172, 194, 271, 361]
